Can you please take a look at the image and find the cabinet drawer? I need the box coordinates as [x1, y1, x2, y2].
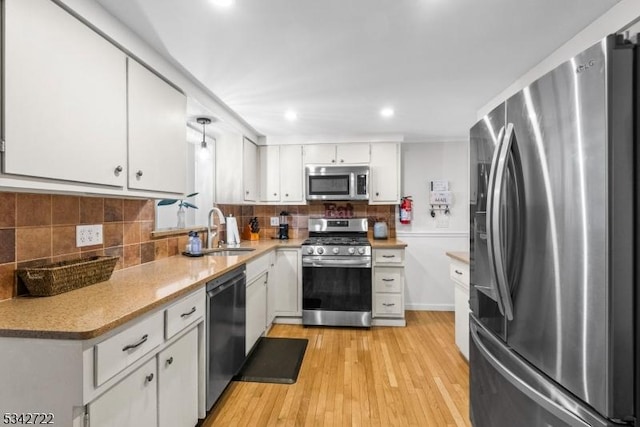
[374, 267, 403, 293]
[165, 290, 205, 340]
[449, 262, 469, 287]
[246, 253, 270, 283]
[374, 294, 403, 317]
[95, 311, 164, 387]
[374, 249, 404, 265]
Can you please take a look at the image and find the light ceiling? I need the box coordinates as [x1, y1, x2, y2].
[95, 0, 620, 142]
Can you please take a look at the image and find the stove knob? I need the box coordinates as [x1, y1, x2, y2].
[348, 247, 355, 254]
[332, 247, 340, 254]
[357, 247, 366, 255]
[317, 247, 325, 255]
[306, 247, 315, 255]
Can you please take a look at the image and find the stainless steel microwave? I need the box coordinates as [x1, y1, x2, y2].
[305, 165, 369, 201]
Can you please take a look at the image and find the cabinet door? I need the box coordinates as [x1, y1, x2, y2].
[246, 272, 268, 354]
[243, 138, 258, 202]
[128, 59, 187, 194]
[4, 0, 127, 186]
[337, 143, 370, 164]
[259, 146, 280, 202]
[273, 249, 301, 316]
[158, 328, 199, 427]
[88, 358, 157, 427]
[266, 252, 277, 326]
[279, 145, 304, 203]
[303, 144, 336, 164]
[370, 143, 400, 204]
[215, 132, 244, 204]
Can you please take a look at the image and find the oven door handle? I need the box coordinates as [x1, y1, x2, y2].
[302, 258, 371, 268]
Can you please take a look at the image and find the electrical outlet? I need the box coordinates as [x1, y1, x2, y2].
[270, 217, 280, 226]
[76, 224, 103, 247]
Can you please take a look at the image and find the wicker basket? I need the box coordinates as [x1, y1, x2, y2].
[17, 256, 118, 297]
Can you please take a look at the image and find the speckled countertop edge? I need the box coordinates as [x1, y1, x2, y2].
[0, 239, 305, 340]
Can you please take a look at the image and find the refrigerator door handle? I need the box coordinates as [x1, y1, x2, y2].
[484, 126, 508, 312]
[470, 320, 592, 427]
[490, 123, 516, 320]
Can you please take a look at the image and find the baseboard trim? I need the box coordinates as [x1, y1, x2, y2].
[396, 231, 469, 238]
[405, 303, 454, 311]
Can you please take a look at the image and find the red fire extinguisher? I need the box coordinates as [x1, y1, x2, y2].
[400, 196, 412, 224]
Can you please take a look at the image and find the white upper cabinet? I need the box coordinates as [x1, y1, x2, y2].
[370, 143, 401, 204]
[259, 145, 304, 204]
[279, 145, 304, 203]
[243, 138, 259, 202]
[259, 145, 280, 202]
[127, 59, 187, 194]
[303, 143, 370, 165]
[3, 0, 127, 187]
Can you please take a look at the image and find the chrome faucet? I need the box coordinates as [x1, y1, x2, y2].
[207, 207, 226, 249]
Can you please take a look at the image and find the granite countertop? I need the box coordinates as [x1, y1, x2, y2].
[0, 239, 305, 340]
[446, 251, 470, 264]
[369, 238, 407, 248]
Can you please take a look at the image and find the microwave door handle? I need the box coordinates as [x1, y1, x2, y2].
[485, 125, 507, 313]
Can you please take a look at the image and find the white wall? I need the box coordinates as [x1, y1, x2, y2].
[398, 141, 469, 311]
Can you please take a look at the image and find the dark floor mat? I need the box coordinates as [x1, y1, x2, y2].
[234, 337, 308, 384]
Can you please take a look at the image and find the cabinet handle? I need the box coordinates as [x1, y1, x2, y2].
[454, 270, 463, 275]
[273, 193, 277, 196]
[382, 303, 396, 307]
[382, 255, 396, 258]
[114, 165, 123, 175]
[122, 334, 148, 352]
[340, 159, 344, 163]
[376, 192, 380, 196]
[331, 159, 336, 163]
[166, 356, 174, 365]
[181, 306, 196, 318]
[136, 170, 143, 178]
[285, 193, 289, 197]
[246, 191, 250, 195]
[382, 278, 395, 282]
[145, 373, 154, 383]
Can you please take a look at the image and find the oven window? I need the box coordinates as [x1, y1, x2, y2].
[308, 175, 350, 195]
[303, 266, 372, 311]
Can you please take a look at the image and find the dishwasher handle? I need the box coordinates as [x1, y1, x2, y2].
[207, 274, 245, 298]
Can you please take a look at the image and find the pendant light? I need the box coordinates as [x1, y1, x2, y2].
[196, 117, 212, 149]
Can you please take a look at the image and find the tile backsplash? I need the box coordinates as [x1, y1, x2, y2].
[0, 193, 397, 301]
[0, 192, 190, 301]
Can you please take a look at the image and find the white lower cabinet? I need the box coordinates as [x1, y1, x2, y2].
[372, 248, 406, 326]
[272, 249, 302, 317]
[88, 357, 158, 427]
[158, 328, 199, 427]
[450, 258, 470, 360]
[246, 272, 268, 354]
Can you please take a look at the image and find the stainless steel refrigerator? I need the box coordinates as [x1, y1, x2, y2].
[469, 34, 637, 427]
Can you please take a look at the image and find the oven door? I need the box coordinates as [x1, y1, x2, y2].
[302, 256, 372, 327]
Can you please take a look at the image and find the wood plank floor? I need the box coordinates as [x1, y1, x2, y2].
[202, 311, 470, 426]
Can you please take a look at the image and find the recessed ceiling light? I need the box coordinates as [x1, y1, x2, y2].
[380, 107, 394, 118]
[285, 110, 298, 121]
[210, 0, 234, 7]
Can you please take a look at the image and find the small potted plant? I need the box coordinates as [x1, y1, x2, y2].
[157, 192, 198, 229]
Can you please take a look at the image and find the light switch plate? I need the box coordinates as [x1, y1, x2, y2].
[76, 224, 103, 247]
[270, 217, 279, 226]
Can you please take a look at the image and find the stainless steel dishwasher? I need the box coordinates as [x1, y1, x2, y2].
[205, 265, 246, 410]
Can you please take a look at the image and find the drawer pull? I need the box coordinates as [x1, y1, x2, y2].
[382, 278, 395, 282]
[145, 373, 154, 383]
[382, 303, 396, 307]
[166, 356, 174, 365]
[382, 255, 396, 258]
[454, 270, 463, 275]
[122, 334, 148, 352]
[180, 307, 197, 318]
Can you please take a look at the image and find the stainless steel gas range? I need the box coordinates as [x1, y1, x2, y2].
[302, 218, 372, 327]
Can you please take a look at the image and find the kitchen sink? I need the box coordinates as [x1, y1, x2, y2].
[204, 248, 256, 256]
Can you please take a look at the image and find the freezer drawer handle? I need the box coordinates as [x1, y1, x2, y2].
[470, 321, 590, 427]
[122, 334, 148, 352]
